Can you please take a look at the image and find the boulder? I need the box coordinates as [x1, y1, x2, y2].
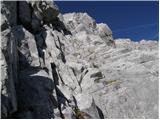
[97, 23, 112, 37]
[75, 94, 102, 118]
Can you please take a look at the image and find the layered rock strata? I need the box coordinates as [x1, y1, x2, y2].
[1, 0, 158, 119]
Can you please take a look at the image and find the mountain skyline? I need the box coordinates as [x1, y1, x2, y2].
[56, 1, 159, 41]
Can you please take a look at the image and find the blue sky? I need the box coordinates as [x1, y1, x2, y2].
[55, 1, 159, 41]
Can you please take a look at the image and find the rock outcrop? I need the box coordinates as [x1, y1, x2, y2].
[1, 0, 158, 119]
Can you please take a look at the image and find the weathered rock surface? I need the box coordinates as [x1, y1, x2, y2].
[88, 39, 158, 118]
[1, 0, 158, 119]
[18, 0, 59, 33]
[1, 28, 18, 118]
[1, 2, 18, 117]
[15, 68, 56, 119]
[13, 26, 40, 69]
[1, 1, 17, 30]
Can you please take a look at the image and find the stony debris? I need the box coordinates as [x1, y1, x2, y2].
[1, 0, 158, 119]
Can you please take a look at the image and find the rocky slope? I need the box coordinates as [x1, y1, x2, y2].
[1, 0, 158, 119]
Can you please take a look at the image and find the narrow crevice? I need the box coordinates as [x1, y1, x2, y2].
[51, 63, 59, 85]
[96, 106, 104, 119]
[51, 33, 66, 64]
[50, 62, 68, 118]
[57, 36, 66, 63]
[78, 69, 88, 86]
[35, 32, 47, 67]
[70, 67, 82, 92]
[57, 70, 65, 85]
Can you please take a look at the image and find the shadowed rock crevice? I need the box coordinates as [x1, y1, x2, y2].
[14, 67, 56, 119]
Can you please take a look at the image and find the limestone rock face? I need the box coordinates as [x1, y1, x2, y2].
[16, 68, 56, 119]
[1, 0, 158, 119]
[13, 26, 40, 69]
[1, 1, 18, 118]
[1, 1, 17, 30]
[18, 1, 32, 29]
[18, 0, 59, 32]
[89, 39, 158, 119]
[62, 13, 96, 33]
[1, 28, 18, 119]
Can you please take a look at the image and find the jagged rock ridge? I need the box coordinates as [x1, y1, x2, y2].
[1, 0, 158, 119]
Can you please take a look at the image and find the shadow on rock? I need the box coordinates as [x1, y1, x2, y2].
[12, 67, 57, 119]
[52, 18, 72, 36]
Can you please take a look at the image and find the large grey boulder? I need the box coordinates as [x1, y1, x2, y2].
[74, 93, 102, 118]
[96, 23, 115, 46]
